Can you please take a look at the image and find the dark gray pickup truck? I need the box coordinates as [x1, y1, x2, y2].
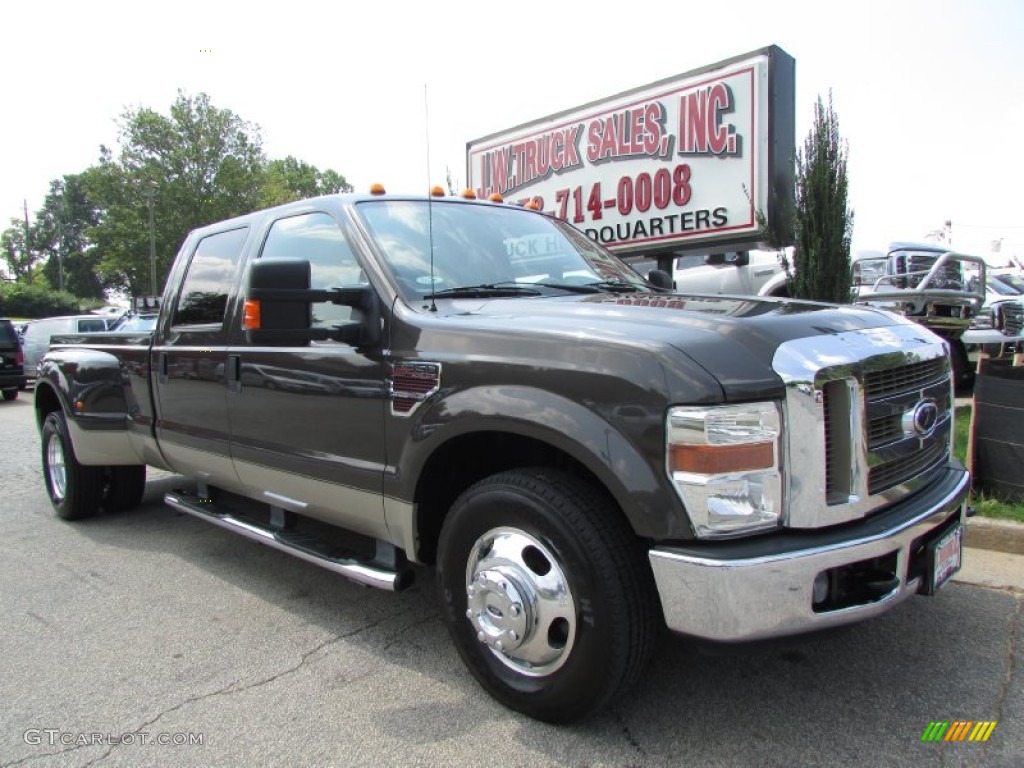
[35, 191, 969, 722]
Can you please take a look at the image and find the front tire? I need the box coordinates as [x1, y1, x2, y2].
[437, 468, 659, 723]
[2, 389, 17, 401]
[41, 411, 103, 520]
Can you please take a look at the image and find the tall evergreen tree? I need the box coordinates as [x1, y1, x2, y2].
[790, 93, 854, 304]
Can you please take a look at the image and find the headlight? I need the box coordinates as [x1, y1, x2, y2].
[970, 308, 994, 330]
[667, 402, 783, 538]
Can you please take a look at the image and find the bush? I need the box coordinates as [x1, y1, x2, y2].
[0, 282, 82, 317]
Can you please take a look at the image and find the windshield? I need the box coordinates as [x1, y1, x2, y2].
[993, 273, 1024, 294]
[355, 199, 648, 300]
[110, 314, 158, 332]
[988, 277, 1019, 296]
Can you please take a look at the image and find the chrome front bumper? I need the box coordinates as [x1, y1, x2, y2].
[649, 467, 970, 642]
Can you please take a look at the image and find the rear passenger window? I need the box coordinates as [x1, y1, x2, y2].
[259, 212, 366, 330]
[173, 227, 249, 326]
[77, 318, 108, 333]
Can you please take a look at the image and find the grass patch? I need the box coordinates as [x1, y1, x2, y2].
[954, 405, 1024, 523]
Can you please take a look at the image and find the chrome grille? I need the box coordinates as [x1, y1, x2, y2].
[1000, 302, 1023, 336]
[868, 438, 947, 495]
[775, 325, 953, 529]
[863, 358, 951, 496]
[863, 358, 946, 398]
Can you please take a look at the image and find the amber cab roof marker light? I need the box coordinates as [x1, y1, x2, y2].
[369, 183, 386, 195]
[488, 193, 504, 203]
[461, 189, 477, 200]
[430, 186, 446, 197]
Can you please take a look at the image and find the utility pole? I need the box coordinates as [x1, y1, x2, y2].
[147, 185, 157, 296]
[57, 183, 65, 294]
[23, 199, 32, 285]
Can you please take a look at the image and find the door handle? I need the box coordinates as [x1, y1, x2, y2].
[227, 354, 241, 393]
[158, 352, 169, 384]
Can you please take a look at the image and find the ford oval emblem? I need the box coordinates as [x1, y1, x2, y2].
[902, 399, 939, 438]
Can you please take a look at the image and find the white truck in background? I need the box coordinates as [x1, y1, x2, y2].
[667, 242, 989, 392]
[671, 248, 790, 296]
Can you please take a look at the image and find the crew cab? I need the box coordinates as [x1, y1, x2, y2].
[35, 190, 969, 722]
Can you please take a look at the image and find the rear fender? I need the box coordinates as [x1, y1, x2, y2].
[35, 349, 142, 466]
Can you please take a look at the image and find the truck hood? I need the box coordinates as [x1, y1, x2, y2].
[424, 292, 918, 401]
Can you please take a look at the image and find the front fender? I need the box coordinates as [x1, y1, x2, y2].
[389, 384, 692, 540]
[758, 271, 791, 297]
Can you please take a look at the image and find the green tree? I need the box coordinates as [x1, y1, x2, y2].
[7, 91, 352, 299]
[83, 148, 163, 297]
[259, 156, 352, 207]
[85, 91, 268, 296]
[32, 175, 105, 300]
[1, 218, 42, 285]
[790, 93, 854, 303]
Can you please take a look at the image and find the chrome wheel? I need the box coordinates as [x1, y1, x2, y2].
[464, 527, 576, 677]
[46, 432, 67, 501]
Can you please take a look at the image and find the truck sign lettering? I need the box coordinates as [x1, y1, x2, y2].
[468, 46, 795, 255]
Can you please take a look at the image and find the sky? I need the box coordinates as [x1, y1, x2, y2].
[2, 0, 1023, 260]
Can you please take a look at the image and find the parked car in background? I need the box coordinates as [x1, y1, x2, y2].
[962, 272, 1024, 364]
[0, 319, 27, 400]
[22, 315, 114, 378]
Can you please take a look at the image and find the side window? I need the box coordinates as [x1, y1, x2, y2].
[77, 318, 108, 333]
[259, 212, 366, 330]
[173, 227, 249, 326]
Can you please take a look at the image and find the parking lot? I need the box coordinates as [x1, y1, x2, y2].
[0, 396, 1020, 767]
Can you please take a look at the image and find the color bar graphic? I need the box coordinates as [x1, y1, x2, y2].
[920, 721, 997, 742]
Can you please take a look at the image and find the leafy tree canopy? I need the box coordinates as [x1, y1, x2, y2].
[3, 91, 352, 301]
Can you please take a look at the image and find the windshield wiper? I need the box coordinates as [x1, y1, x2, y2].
[424, 283, 542, 299]
[582, 280, 645, 293]
[531, 282, 602, 294]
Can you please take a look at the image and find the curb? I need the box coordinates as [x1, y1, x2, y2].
[965, 516, 1024, 556]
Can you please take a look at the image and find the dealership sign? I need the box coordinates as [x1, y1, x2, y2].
[467, 46, 794, 255]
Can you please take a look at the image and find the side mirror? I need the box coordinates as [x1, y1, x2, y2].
[245, 258, 380, 347]
[647, 269, 673, 290]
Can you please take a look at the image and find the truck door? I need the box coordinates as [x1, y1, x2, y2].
[224, 211, 389, 541]
[152, 225, 249, 492]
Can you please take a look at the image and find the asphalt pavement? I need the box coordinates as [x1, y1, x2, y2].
[0, 396, 1020, 767]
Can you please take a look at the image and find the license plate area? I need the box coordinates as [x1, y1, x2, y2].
[921, 522, 962, 595]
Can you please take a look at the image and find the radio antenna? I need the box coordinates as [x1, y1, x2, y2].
[424, 83, 438, 312]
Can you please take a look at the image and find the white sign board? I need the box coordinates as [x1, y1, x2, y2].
[467, 48, 792, 255]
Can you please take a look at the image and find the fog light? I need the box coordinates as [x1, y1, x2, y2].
[813, 572, 829, 605]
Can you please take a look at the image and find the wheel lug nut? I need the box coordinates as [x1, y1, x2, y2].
[477, 631, 486, 642]
[507, 630, 518, 641]
[467, 585, 475, 596]
[499, 581, 509, 591]
[465, 609, 473, 619]
[495, 641, 504, 651]
[509, 604, 521, 617]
